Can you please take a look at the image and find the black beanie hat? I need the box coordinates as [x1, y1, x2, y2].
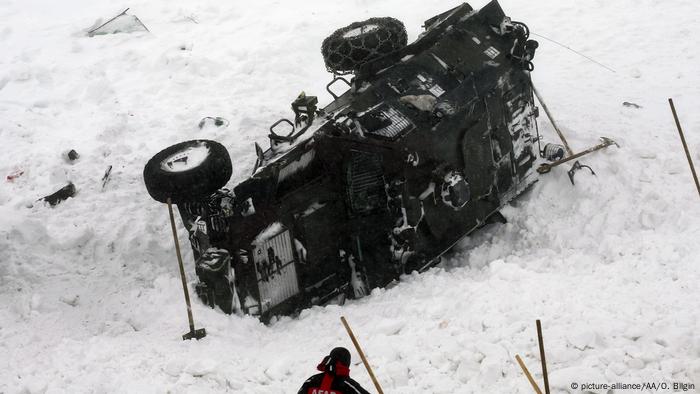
[329, 347, 351, 366]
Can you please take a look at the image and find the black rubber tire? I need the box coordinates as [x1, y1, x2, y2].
[321, 17, 407, 75]
[143, 139, 232, 204]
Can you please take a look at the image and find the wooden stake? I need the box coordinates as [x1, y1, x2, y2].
[669, 98, 700, 198]
[536, 320, 550, 394]
[533, 85, 574, 156]
[515, 355, 543, 394]
[340, 316, 384, 394]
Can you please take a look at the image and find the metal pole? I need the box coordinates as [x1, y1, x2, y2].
[668, 99, 700, 198]
[167, 198, 195, 333]
[515, 355, 543, 394]
[536, 320, 551, 394]
[340, 316, 384, 394]
[533, 85, 574, 156]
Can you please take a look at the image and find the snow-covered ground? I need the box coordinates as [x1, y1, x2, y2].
[1, 0, 699, 392]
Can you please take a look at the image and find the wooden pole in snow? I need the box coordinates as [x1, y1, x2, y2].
[533, 85, 574, 156]
[536, 320, 551, 394]
[340, 316, 384, 394]
[515, 355, 543, 394]
[668, 98, 700, 198]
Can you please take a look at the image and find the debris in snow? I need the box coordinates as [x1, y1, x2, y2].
[59, 295, 80, 307]
[65, 149, 80, 163]
[86, 8, 149, 37]
[623, 101, 642, 109]
[41, 183, 77, 206]
[6, 170, 24, 182]
[3, 0, 700, 391]
[198, 116, 229, 129]
[101, 165, 113, 190]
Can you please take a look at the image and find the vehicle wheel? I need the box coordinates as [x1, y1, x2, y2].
[143, 140, 232, 204]
[321, 17, 407, 74]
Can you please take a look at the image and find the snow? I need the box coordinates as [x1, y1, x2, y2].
[343, 24, 379, 39]
[160, 142, 210, 173]
[1, 0, 700, 393]
[277, 149, 316, 181]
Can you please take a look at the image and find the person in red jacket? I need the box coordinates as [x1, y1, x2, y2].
[298, 347, 371, 394]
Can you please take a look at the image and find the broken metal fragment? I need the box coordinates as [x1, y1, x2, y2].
[102, 165, 113, 190]
[41, 183, 77, 206]
[198, 117, 229, 129]
[6, 170, 24, 182]
[87, 8, 149, 37]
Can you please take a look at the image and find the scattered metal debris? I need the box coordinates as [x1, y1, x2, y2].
[87, 8, 149, 37]
[567, 161, 595, 184]
[623, 101, 642, 109]
[41, 183, 77, 206]
[198, 117, 229, 129]
[533, 86, 619, 184]
[6, 170, 24, 182]
[101, 165, 113, 190]
[537, 137, 619, 184]
[66, 149, 80, 163]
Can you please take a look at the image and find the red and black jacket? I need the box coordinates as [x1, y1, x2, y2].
[297, 358, 371, 394]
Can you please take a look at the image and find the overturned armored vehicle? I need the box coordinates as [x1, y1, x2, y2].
[144, 1, 546, 321]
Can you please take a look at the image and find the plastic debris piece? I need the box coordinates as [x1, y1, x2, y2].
[198, 117, 229, 129]
[6, 170, 24, 182]
[87, 8, 149, 37]
[623, 101, 642, 109]
[41, 183, 77, 206]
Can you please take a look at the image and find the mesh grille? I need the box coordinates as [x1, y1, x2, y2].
[365, 105, 414, 139]
[347, 151, 386, 214]
[322, 17, 407, 75]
